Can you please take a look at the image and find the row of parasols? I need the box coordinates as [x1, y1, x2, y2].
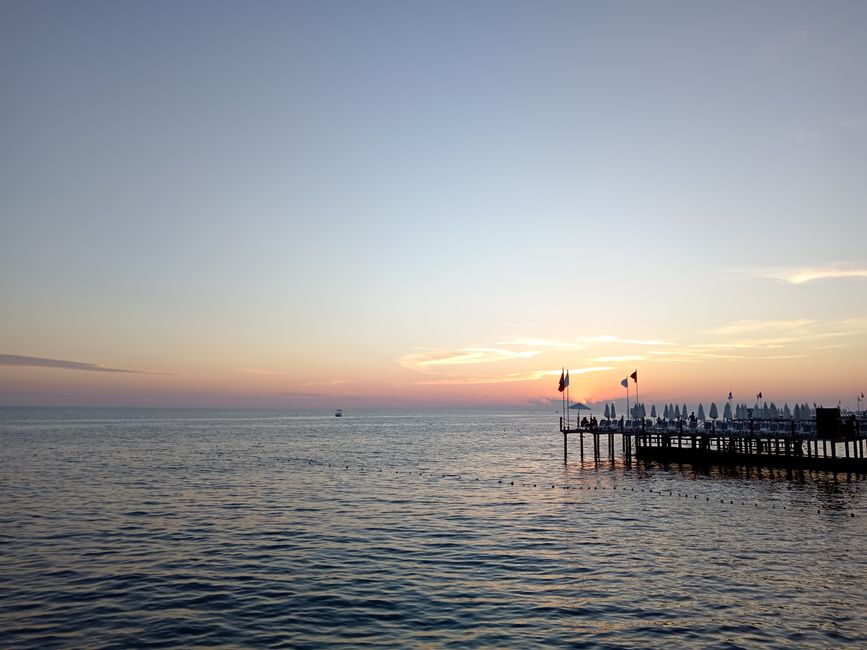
[595, 401, 818, 422]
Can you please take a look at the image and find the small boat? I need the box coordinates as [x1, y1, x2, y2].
[334, 409, 343, 417]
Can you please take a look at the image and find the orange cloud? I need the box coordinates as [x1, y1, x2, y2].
[398, 347, 538, 372]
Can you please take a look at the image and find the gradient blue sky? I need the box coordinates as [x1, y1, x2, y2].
[2, 1, 866, 408]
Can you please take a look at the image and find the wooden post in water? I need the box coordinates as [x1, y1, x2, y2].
[563, 430, 567, 464]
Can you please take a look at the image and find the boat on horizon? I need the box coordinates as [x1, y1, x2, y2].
[334, 409, 343, 417]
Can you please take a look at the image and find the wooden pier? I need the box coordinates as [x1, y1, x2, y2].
[560, 409, 866, 473]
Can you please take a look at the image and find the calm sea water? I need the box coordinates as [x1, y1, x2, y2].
[1, 407, 865, 648]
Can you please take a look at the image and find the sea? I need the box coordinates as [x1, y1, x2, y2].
[1, 407, 866, 648]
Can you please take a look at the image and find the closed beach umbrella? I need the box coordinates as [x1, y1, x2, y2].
[722, 402, 732, 420]
[651, 404, 657, 418]
[663, 404, 669, 419]
[697, 403, 705, 421]
[794, 404, 801, 420]
[709, 402, 719, 420]
[674, 405, 681, 420]
[604, 403, 610, 419]
[783, 403, 791, 418]
[682, 404, 688, 420]
[610, 403, 616, 419]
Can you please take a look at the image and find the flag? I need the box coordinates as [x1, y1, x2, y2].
[728, 391, 733, 400]
[862, 392, 865, 398]
[558, 369, 565, 392]
[620, 378, 628, 388]
[757, 391, 762, 399]
[630, 370, 638, 383]
[564, 370, 570, 388]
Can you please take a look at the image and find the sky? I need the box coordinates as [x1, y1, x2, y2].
[1, 0, 866, 411]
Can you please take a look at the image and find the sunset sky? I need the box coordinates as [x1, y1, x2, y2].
[2, 1, 866, 410]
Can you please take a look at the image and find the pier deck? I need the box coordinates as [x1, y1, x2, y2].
[559, 415, 866, 473]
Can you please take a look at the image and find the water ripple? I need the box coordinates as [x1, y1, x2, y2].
[1, 408, 866, 648]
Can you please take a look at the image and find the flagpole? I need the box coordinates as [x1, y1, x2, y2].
[566, 371, 570, 430]
[626, 377, 632, 420]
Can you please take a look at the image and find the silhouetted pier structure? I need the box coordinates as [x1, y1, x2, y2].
[560, 408, 866, 472]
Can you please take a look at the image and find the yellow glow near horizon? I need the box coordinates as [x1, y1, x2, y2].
[3, 311, 865, 409]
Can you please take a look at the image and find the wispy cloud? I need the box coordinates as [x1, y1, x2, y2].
[650, 349, 749, 361]
[731, 262, 867, 284]
[399, 347, 538, 372]
[567, 366, 615, 376]
[0, 354, 172, 375]
[692, 330, 850, 351]
[238, 367, 288, 376]
[579, 335, 672, 346]
[838, 317, 867, 330]
[709, 319, 815, 336]
[654, 313, 867, 364]
[590, 355, 644, 362]
[500, 338, 585, 350]
[650, 349, 807, 362]
[499, 335, 672, 350]
[690, 340, 787, 350]
[414, 367, 613, 386]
